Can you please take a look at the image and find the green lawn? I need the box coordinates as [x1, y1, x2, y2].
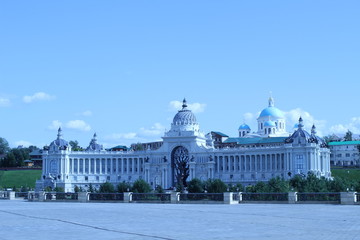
[331, 168, 360, 182]
[0, 170, 42, 190]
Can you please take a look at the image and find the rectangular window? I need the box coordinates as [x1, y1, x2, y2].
[79, 159, 84, 173]
[96, 159, 100, 174]
[113, 159, 116, 173]
[346, 153, 351, 157]
[90, 159, 95, 174]
[107, 159, 111, 173]
[101, 159, 106, 173]
[85, 159, 89, 173]
[295, 155, 304, 172]
[69, 158, 73, 174]
[74, 159, 78, 173]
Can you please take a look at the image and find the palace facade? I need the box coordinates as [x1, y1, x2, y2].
[36, 98, 331, 192]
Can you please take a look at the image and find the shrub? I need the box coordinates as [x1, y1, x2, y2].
[132, 179, 152, 193]
[187, 178, 204, 193]
[99, 182, 115, 193]
[116, 181, 132, 193]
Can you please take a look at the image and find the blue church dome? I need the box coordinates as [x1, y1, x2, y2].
[239, 124, 251, 130]
[264, 120, 276, 127]
[258, 96, 284, 119]
[259, 107, 284, 118]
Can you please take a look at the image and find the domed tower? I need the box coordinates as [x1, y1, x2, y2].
[257, 96, 288, 137]
[86, 133, 104, 151]
[238, 123, 251, 137]
[49, 127, 71, 151]
[170, 98, 200, 133]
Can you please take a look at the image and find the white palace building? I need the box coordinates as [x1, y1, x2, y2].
[36, 97, 331, 192]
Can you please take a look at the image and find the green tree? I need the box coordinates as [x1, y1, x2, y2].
[132, 143, 144, 151]
[251, 181, 269, 193]
[267, 177, 289, 192]
[69, 140, 83, 151]
[344, 130, 353, 141]
[187, 178, 204, 193]
[99, 182, 115, 193]
[289, 174, 306, 192]
[116, 181, 132, 193]
[2, 152, 16, 167]
[205, 179, 228, 193]
[304, 173, 327, 192]
[176, 183, 185, 193]
[0, 137, 10, 155]
[228, 183, 244, 192]
[74, 185, 80, 193]
[155, 185, 164, 193]
[54, 187, 64, 192]
[326, 177, 348, 192]
[131, 179, 152, 193]
[88, 183, 95, 193]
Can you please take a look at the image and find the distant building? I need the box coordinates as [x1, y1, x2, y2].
[36, 97, 331, 192]
[328, 141, 360, 166]
[29, 149, 43, 167]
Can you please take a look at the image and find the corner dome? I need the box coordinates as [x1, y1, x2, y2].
[172, 99, 197, 126]
[86, 133, 103, 151]
[239, 124, 251, 130]
[49, 128, 69, 150]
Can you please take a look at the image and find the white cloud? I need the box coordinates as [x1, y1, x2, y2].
[106, 132, 138, 140]
[0, 98, 10, 107]
[329, 117, 360, 134]
[139, 123, 166, 136]
[15, 140, 32, 147]
[65, 120, 91, 131]
[48, 120, 63, 130]
[243, 112, 254, 122]
[169, 100, 206, 113]
[80, 110, 93, 117]
[23, 92, 55, 103]
[285, 108, 326, 135]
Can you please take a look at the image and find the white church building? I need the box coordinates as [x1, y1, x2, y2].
[36, 97, 331, 192]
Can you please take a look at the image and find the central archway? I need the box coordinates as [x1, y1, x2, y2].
[171, 146, 190, 188]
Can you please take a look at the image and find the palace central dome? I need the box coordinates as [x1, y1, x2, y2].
[172, 99, 197, 126]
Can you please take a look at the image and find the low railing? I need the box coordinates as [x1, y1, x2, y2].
[232, 193, 240, 201]
[89, 193, 124, 201]
[242, 193, 288, 202]
[55, 193, 78, 201]
[15, 192, 29, 199]
[297, 192, 340, 203]
[0, 191, 9, 199]
[132, 193, 171, 202]
[28, 192, 39, 201]
[179, 193, 224, 202]
[45, 192, 56, 200]
[355, 193, 360, 203]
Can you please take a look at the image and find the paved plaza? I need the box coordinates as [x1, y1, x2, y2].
[0, 201, 359, 240]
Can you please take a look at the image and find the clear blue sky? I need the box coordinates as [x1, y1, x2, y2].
[1, 1, 359, 148]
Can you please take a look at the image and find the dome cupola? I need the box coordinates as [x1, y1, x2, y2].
[86, 133, 104, 151]
[172, 98, 197, 126]
[257, 95, 288, 137]
[49, 127, 70, 151]
[168, 98, 200, 134]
